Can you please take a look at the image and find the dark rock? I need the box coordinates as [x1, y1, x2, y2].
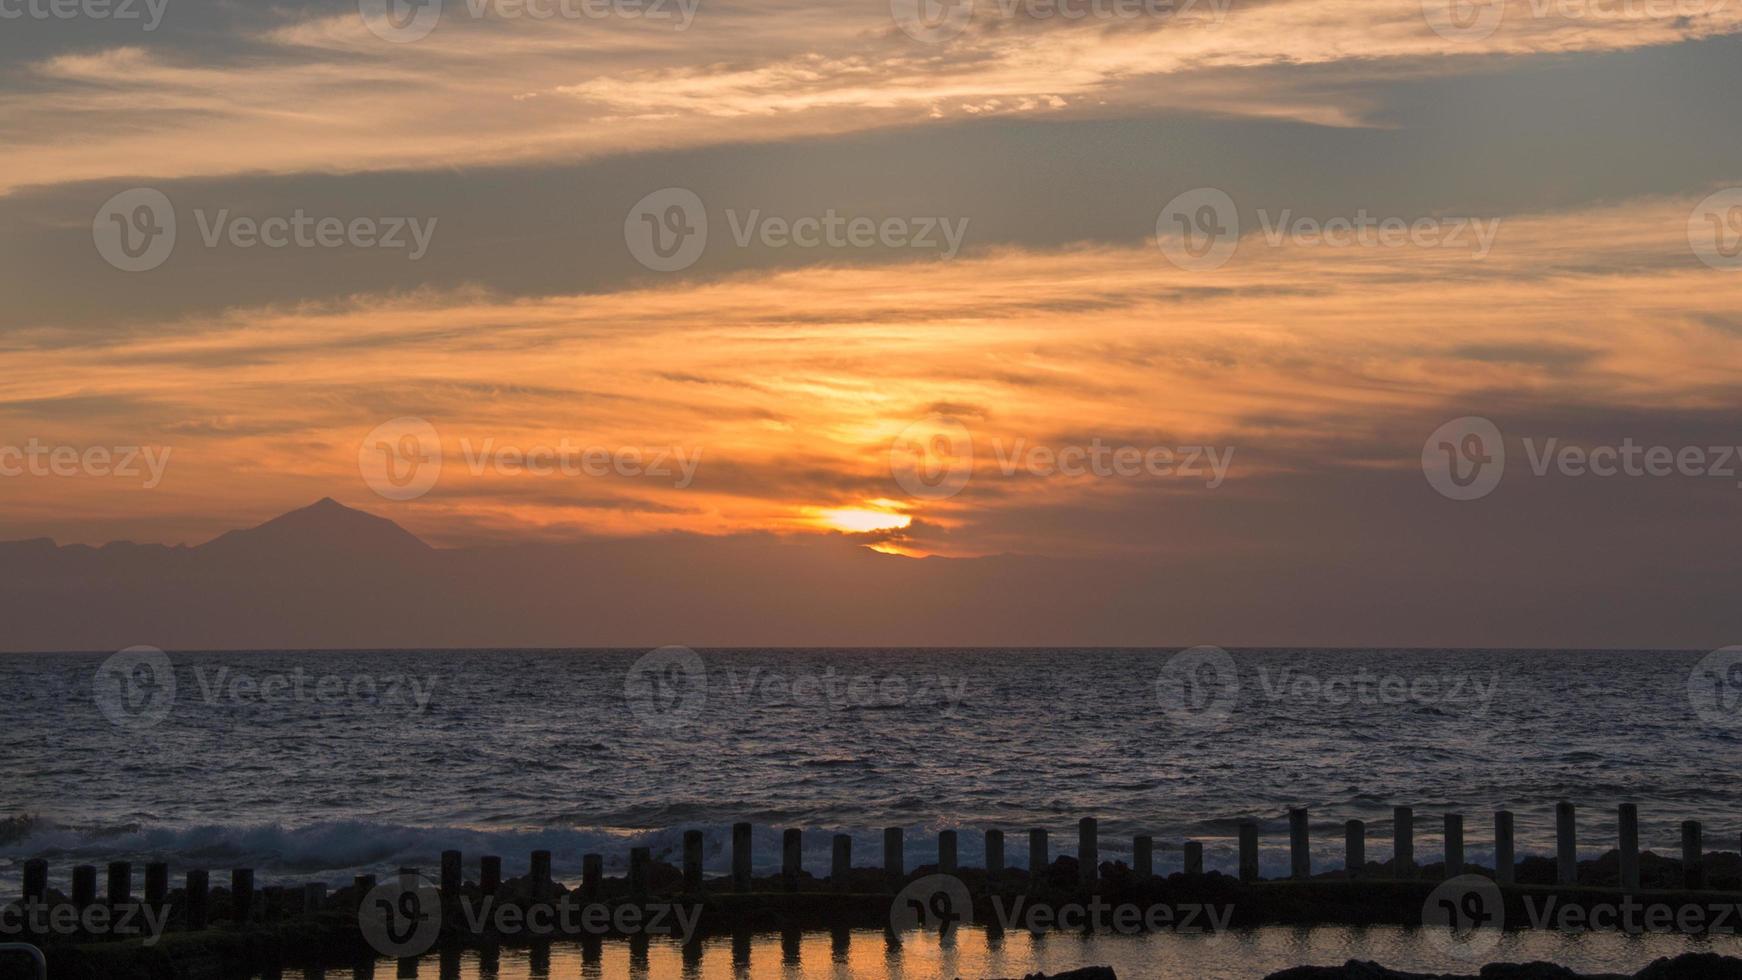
[1263, 953, 1741, 980]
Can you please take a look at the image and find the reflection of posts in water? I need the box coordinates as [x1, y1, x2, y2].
[531, 940, 554, 978]
[831, 923, 851, 962]
[1617, 804, 1640, 892]
[352, 955, 376, 980]
[1443, 814, 1464, 878]
[1493, 811, 1515, 885]
[625, 933, 647, 973]
[1344, 820, 1364, 878]
[733, 928, 752, 971]
[395, 953, 417, 978]
[781, 924, 802, 965]
[1237, 822, 1258, 882]
[438, 946, 460, 980]
[682, 936, 703, 972]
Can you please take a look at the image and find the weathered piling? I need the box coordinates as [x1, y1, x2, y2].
[1078, 817, 1098, 887]
[262, 886, 283, 922]
[144, 863, 168, 908]
[1444, 814, 1464, 878]
[71, 866, 96, 913]
[938, 830, 958, 874]
[351, 874, 376, 910]
[1134, 835, 1154, 879]
[440, 850, 461, 900]
[683, 831, 704, 893]
[1028, 830, 1047, 887]
[1393, 807, 1414, 878]
[106, 861, 131, 906]
[1345, 820, 1365, 878]
[22, 859, 46, 906]
[231, 869, 255, 923]
[582, 855, 602, 900]
[304, 883, 326, 913]
[1289, 808, 1309, 879]
[1618, 804, 1640, 891]
[1556, 802, 1577, 886]
[629, 847, 651, 897]
[831, 835, 851, 890]
[529, 850, 552, 902]
[732, 823, 753, 892]
[883, 828, 904, 889]
[1238, 822, 1259, 882]
[782, 829, 803, 892]
[1682, 820, 1704, 890]
[985, 829, 1005, 878]
[1183, 841, 1203, 876]
[1494, 810, 1515, 886]
[185, 871, 209, 931]
[479, 857, 500, 896]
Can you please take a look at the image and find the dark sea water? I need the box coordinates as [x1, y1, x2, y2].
[3, 648, 1739, 892]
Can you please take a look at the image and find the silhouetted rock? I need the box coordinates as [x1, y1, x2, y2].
[1263, 953, 1741, 980]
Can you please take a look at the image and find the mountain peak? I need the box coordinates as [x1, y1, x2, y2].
[197, 498, 432, 558]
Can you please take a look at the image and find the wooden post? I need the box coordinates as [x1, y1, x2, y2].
[1682, 820, 1704, 890]
[106, 861, 131, 906]
[582, 854, 602, 899]
[1617, 804, 1639, 892]
[733, 823, 753, 892]
[832, 834, 851, 890]
[145, 863, 168, 908]
[440, 850, 461, 901]
[530, 850, 552, 902]
[1393, 806, 1414, 878]
[1134, 835, 1154, 879]
[1078, 817, 1098, 888]
[1289, 808, 1310, 879]
[1183, 841, 1204, 875]
[72, 865, 96, 912]
[782, 829, 803, 891]
[884, 827, 904, 889]
[185, 870, 209, 931]
[22, 859, 47, 906]
[231, 869, 254, 923]
[1444, 814, 1465, 878]
[630, 847, 650, 897]
[683, 830, 704, 893]
[1494, 810, 1515, 886]
[1028, 829, 1048, 887]
[262, 886, 283, 922]
[351, 874, 376, 908]
[479, 856, 501, 896]
[304, 883, 326, 913]
[1556, 802, 1577, 886]
[938, 830, 958, 874]
[1345, 820, 1365, 878]
[985, 829, 1005, 878]
[1238, 821, 1259, 882]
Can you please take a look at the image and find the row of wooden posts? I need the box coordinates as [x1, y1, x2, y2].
[14, 802, 1733, 929]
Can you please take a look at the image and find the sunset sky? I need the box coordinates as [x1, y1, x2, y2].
[4, 1, 1742, 577]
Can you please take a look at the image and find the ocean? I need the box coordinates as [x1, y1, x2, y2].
[3, 648, 1738, 892]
